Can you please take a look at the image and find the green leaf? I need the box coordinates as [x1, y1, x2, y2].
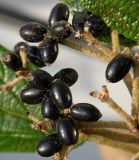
[0, 45, 45, 152]
[63, 0, 139, 41]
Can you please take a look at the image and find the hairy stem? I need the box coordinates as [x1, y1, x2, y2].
[111, 29, 121, 54]
[132, 60, 139, 124]
[123, 73, 133, 96]
[92, 90, 136, 132]
[0, 76, 25, 91]
[85, 133, 139, 154]
[83, 31, 112, 55]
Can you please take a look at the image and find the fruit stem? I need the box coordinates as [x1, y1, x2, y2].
[84, 133, 139, 154]
[111, 29, 121, 55]
[19, 48, 29, 69]
[0, 75, 25, 91]
[61, 39, 111, 62]
[27, 112, 50, 134]
[91, 86, 137, 132]
[131, 152, 139, 160]
[82, 128, 139, 145]
[131, 60, 139, 124]
[83, 31, 112, 56]
[78, 121, 127, 130]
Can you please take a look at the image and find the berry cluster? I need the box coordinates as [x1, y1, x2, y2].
[20, 68, 102, 157]
[2, 3, 108, 71]
[1, 2, 105, 158]
[72, 11, 107, 38]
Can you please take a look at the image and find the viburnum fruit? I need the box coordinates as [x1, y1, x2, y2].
[19, 22, 47, 42]
[105, 54, 133, 83]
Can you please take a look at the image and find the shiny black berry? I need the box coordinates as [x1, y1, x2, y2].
[85, 14, 106, 37]
[40, 39, 58, 65]
[14, 42, 28, 57]
[53, 68, 78, 86]
[51, 21, 72, 40]
[27, 69, 53, 89]
[56, 117, 78, 145]
[51, 79, 72, 109]
[19, 22, 47, 42]
[105, 54, 133, 83]
[70, 103, 102, 122]
[20, 85, 47, 104]
[26, 46, 45, 67]
[48, 3, 69, 28]
[37, 134, 63, 157]
[72, 11, 89, 33]
[2, 52, 22, 71]
[41, 95, 60, 120]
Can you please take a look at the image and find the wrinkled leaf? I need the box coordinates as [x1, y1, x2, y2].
[0, 45, 45, 152]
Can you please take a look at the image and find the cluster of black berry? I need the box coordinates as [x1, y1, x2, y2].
[1, 3, 105, 158]
[20, 67, 102, 157]
[2, 3, 108, 70]
[72, 11, 107, 38]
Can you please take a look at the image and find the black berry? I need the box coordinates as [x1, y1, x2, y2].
[14, 41, 28, 57]
[27, 69, 53, 89]
[51, 21, 72, 40]
[56, 117, 78, 145]
[48, 3, 69, 28]
[51, 79, 72, 109]
[37, 134, 63, 157]
[41, 95, 60, 120]
[72, 11, 89, 33]
[85, 14, 106, 37]
[105, 54, 133, 83]
[26, 46, 45, 67]
[70, 103, 102, 122]
[2, 52, 22, 71]
[20, 85, 47, 104]
[53, 68, 78, 86]
[19, 22, 47, 42]
[40, 39, 58, 65]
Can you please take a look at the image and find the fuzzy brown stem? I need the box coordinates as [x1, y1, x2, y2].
[131, 152, 139, 160]
[61, 39, 111, 62]
[85, 133, 139, 154]
[132, 60, 139, 124]
[82, 128, 139, 144]
[19, 48, 28, 69]
[123, 73, 133, 96]
[92, 91, 136, 132]
[83, 31, 112, 55]
[111, 29, 121, 54]
[78, 121, 127, 130]
[0, 76, 25, 91]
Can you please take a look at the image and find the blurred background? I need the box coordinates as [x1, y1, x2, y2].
[0, 0, 132, 159]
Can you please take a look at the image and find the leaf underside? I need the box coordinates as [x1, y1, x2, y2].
[63, 0, 139, 41]
[0, 46, 45, 152]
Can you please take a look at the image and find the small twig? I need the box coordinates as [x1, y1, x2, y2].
[19, 48, 28, 69]
[78, 121, 127, 130]
[83, 31, 112, 55]
[123, 73, 133, 96]
[0, 75, 25, 91]
[132, 60, 139, 124]
[82, 128, 139, 144]
[90, 86, 137, 132]
[61, 39, 111, 62]
[85, 133, 139, 154]
[111, 29, 121, 54]
[131, 152, 139, 160]
[27, 112, 50, 133]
